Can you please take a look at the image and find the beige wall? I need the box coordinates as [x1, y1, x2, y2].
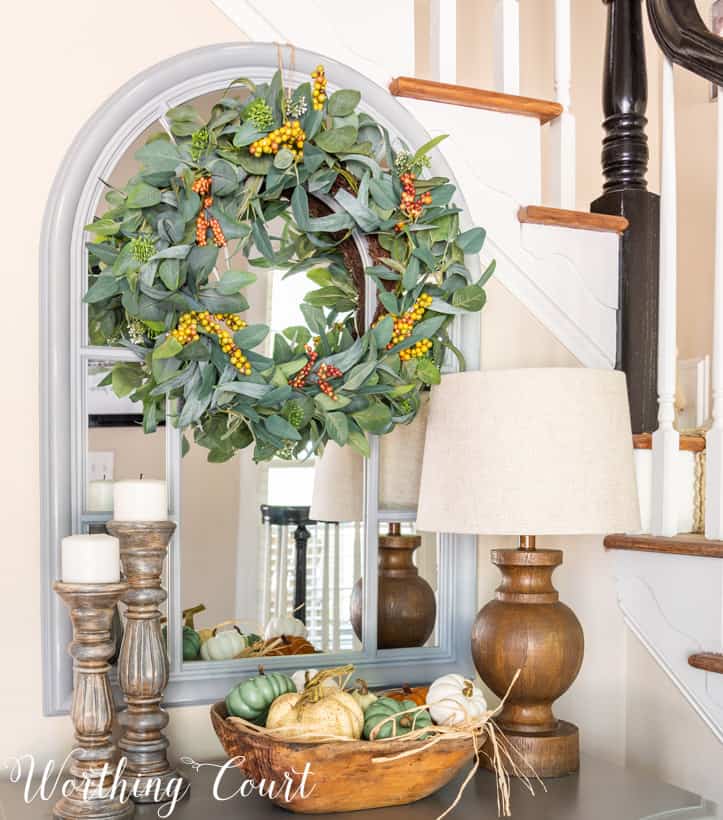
[0, 0, 244, 770]
[1, 0, 720, 809]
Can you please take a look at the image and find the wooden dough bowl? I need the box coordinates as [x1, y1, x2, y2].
[210, 702, 475, 813]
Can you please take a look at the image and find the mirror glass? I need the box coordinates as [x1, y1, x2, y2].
[85, 360, 166, 515]
[175, 259, 365, 663]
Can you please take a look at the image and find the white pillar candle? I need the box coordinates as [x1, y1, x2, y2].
[113, 479, 168, 522]
[61, 534, 120, 583]
[87, 480, 115, 512]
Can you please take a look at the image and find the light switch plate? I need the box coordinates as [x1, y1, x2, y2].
[88, 451, 114, 481]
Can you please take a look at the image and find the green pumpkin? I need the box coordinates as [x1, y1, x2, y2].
[161, 625, 202, 661]
[362, 697, 432, 740]
[182, 627, 202, 660]
[225, 670, 296, 725]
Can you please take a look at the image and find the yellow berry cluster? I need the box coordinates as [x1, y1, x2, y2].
[384, 293, 433, 349]
[249, 120, 306, 162]
[170, 312, 251, 375]
[400, 338, 433, 362]
[311, 64, 327, 111]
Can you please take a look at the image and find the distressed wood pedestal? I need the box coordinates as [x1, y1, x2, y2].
[53, 582, 135, 820]
[106, 521, 188, 803]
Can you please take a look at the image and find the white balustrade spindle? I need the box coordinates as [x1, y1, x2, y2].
[651, 58, 681, 537]
[429, 0, 456, 84]
[706, 90, 723, 540]
[550, 0, 576, 209]
[493, 0, 520, 95]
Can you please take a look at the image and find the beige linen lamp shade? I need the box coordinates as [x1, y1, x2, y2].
[416, 368, 640, 535]
[310, 398, 429, 521]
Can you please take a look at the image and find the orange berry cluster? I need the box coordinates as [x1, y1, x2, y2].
[394, 173, 433, 230]
[311, 64, 327, 111]
[170, 311, 251, 375]
[317, 363, 343, 401]
[288, 348, 343, 399]
[192, 177, 226, 248]
[289, 346, 318, 389]
[249, 120, 306, 162]
[400, 338, 433, 362]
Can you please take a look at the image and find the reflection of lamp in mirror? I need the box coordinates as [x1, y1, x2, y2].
[416, 369, 640, 778]
[310, 399, 435, 649]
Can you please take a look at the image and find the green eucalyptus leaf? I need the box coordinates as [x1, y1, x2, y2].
[234, 324, 269, 348]
[126, 182, 162, 209]
[273, 148, 295, 169]
[135, 139, 183, 173]
[455, 227, 487, 254]
[111, 364, 143, 398]
[347, 429, 370, 457]
[314, 126, 358, 154]
[153, 336, 183, 360]
[84, 275, 120, 303]
[353, 402, 393, 435]
[342, 360, 377, 391]
[416, 358, 441, 385]
[327, 89, 361, 117]
[150, 245, 191, 261]
[325, 411, 349, 445]
[265, 414, 302, 441]
[477, 259, 496, 287]
[158, 258, 180, 291]
[85, 217, 121, 237]
[451, 284, 487, 312]
[334, 188, 379, 232]
[219, 270, 257, 295]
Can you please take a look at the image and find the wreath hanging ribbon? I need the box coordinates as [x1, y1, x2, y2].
[84, 61, 494, 463]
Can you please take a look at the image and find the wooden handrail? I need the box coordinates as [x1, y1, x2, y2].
[646, 0, 723, 86]
[688, 652, 723, 674]
[389, 77, 563, 123]
[519, 206, 629, 234]
[632, 432, 706, 452]
[605, 533, 723, 558]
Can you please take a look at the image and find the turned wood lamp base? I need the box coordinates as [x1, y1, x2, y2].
[473, 536, 584, 779]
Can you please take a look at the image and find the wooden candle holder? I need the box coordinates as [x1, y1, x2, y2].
[106, 521, 188, 803]
[53, 581, 135, 820]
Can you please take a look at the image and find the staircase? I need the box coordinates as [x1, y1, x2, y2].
[211, 0, 723, 749]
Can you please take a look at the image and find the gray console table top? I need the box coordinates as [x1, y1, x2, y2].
[0, 754, 712, 820]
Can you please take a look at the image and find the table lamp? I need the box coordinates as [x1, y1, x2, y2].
[310, 401, 434, 647]
[416, 369, 640, 777]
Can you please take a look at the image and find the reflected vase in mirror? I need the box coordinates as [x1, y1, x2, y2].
[350, 523, 436, 649]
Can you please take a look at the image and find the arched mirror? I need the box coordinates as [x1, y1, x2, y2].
[41, 43, 480, 713]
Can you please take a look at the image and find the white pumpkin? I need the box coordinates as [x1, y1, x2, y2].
[200, 627, 248, 661]
[263, 614, 307, 640]
[291, 668, 339, 693]
[427, 673, 488, 726]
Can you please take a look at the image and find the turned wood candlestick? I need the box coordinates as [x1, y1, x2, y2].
[106, 521, 187, 802]
[472, 536, 584, 778]
[53, 581, 135, 820]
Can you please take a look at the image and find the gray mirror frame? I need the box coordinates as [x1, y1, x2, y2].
[40, 42, 480, 715]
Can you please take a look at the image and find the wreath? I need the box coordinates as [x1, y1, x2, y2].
[84, 65, 493, 463]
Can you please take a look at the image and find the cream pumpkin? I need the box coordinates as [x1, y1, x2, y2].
[263, 614, 307, 640]
[266, 689, 364, 740]
[291, 668, 340, 693]
[426, 673, 488, 726]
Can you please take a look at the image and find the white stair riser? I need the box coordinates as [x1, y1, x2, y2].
[613, 549, 723, 743]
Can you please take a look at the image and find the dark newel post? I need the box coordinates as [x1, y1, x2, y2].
[293, 522, 310, 624]
[592, 0, 660, 433]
